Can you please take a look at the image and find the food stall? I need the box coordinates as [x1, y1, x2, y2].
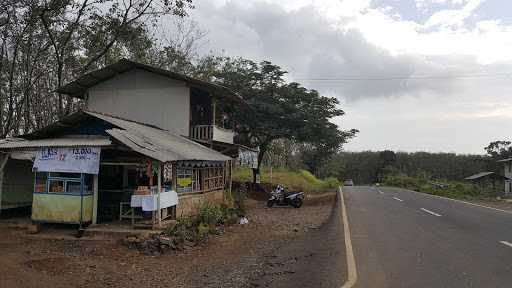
[32, 147, 101, 226]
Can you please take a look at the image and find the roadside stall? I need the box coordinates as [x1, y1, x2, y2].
[32, 147, 101, 227]
[118, 161, 179, 227]
[0, 110, 232, 230]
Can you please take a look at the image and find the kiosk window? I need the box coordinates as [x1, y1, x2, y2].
[48, 179, 65, 193]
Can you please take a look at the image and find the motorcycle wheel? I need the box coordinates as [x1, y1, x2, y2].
[267, 200, 274, 208]
[292, 198, 303, 208]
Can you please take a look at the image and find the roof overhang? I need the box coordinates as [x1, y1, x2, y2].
[464, 171, 510, 181]
[0, 137, 111, 150]
[56, 59, 246, 106]
[6, 110, 232, 163]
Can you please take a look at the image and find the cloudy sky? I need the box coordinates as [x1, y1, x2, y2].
[172, 0, 512, 154]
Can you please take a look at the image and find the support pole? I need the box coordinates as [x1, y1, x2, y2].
[157, 163, 162, 226]
[212, 98, 216, 126]
[270, 166, 273, 187]
[229, 160, 233, 201]
[92, 174, 99, 225]
[0, 153, 9, 216]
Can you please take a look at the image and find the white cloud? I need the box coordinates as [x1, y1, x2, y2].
[339, 0, 512, 65]
[415, 0, 470, 9]
[175, 0, 512, 153]
[423, 0, 485, 29]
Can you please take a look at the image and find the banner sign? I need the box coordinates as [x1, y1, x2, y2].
[176, 169, 193, 193]
[238, 148, 258, 169]
[33, 147, 101, 174]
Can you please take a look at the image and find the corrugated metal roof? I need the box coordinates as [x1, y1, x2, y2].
[2, 110, 232, 162]
[0, 137, 111, 149]
[56, 59, 245, 105]
[87, 111, 231, 162]
[464, 171, 495, 180]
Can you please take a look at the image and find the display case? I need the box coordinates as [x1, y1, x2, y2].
[32, 172, 94, 224]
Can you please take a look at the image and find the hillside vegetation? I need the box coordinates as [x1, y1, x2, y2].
[233, 167, 340, 193]
[382, 174, 488, 199]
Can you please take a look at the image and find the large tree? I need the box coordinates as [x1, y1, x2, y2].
[212, 57, 357, 180]
[0, 0, 194, 137]
[485, 141, 512, 159]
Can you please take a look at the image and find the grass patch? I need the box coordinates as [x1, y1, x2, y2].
[233, 167, 340, 193]
[382, 173, 488, 200]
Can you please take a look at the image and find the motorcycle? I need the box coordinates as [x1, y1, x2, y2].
[267, 185, 304, 208]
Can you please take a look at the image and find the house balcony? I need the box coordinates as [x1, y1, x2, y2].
[190, 125, 234, 144]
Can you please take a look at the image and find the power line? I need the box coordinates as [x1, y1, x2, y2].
[295, 72, 512, 81]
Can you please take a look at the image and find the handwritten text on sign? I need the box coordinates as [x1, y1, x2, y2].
[34, 147, 101, 174]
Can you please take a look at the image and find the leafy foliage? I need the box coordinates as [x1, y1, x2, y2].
[485, 141, 512, 159]
[211, 58, 357, 176]
[0, 0, 193, 136]
[233, 166, 340, 193]
[164, 202, 238, 247]
[325, 151, 489, 184]
[382, 174, 483, 199]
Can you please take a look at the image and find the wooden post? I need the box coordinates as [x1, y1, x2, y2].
[0, 153, 9, 216]
[212, 98, 216, 126]
[270, 166, 273, 187]
[92, 174, 99, 225]
[172, 163, 177, 220]
[157, 163, 162, 226]
[211, 99, 217, 148]
[229, 160, 233, 200]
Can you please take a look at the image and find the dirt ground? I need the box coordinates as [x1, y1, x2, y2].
[468, 198, 512, 212]
[0, 193, 346, 288]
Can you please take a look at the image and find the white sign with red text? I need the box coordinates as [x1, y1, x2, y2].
[33, 147, 101, 174]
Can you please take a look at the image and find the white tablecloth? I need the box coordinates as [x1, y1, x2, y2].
[130, 191, 178, 211]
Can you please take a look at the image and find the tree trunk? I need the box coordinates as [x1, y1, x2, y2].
[253, 144, 268, 183]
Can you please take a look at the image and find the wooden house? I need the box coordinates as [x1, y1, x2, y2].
[0, 59, 249, 229]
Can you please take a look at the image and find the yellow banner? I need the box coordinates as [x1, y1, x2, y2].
[177, 177, 192, 188]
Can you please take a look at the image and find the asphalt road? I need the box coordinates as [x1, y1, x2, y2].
[343, 186, 512, 288]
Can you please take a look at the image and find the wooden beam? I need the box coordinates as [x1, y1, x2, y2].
[229, 160, 233, 201]
[0, 154, 9, 215]
[100, 162, 143, 166]
[212, 98, 216, 126]
[157, 164, 162, 226]
[92, 174, 99, 225]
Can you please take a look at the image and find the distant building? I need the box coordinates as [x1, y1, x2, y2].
[497, 158, 512, 196]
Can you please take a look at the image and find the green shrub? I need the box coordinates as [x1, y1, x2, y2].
[232, 167, 341, 193]
[164, 216, 198, 246]
[198, 202, 225, 227]
[197, 222, 210, 241]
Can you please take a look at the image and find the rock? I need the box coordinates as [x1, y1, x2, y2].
[26, 224, 41, 234]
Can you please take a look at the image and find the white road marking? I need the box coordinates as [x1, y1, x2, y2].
[389, 187, 512, 215]
[378, 190, 384, 195]
[499, 241, 512, 248]
[421, 208, 442, 217]
[393, 197, 404, 202]
[339, 187, 358, 288]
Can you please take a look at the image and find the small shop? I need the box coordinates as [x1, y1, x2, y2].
[0, 111, 232, 229]
[31, 147, 100, 226]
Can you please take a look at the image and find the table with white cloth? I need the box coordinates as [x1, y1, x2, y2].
[130, 191, 178, 211]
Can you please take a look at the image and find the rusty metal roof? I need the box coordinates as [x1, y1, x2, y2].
[465, 171, 494, 180]
[56, 59, 245, 104]
[5, 110, 231, 162]
[87, 111, 231, 162]
[463, 171, 510, 181]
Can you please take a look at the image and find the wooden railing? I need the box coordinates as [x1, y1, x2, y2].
[190, 125, 234, 144]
